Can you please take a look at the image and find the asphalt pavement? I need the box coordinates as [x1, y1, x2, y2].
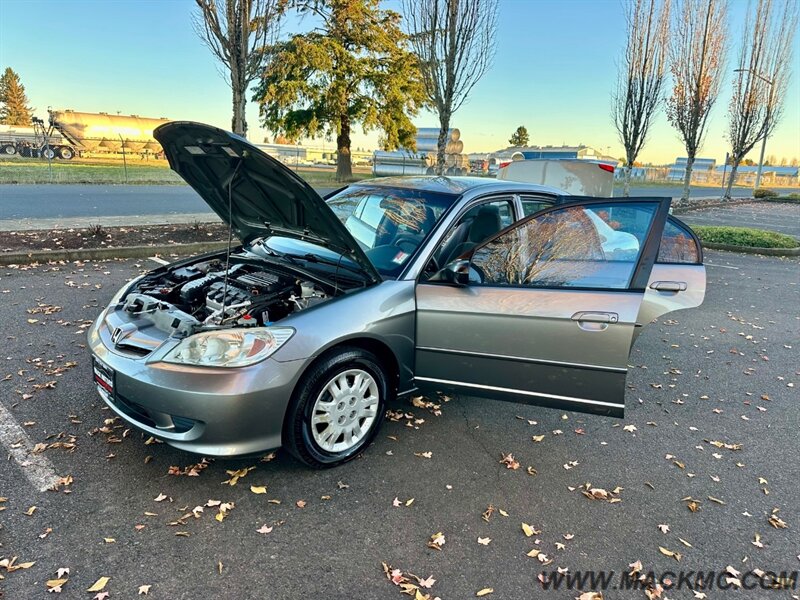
[1, 183, 797, 227]
[0, 250, 797, 598]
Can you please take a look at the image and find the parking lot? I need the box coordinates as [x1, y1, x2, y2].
[0, 250, 798, 598]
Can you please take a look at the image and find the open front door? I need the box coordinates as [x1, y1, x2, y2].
[414, 197, 672, 417]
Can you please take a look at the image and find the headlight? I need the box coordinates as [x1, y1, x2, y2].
[162, 327, 294, 368]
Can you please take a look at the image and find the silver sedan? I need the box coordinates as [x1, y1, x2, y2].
[88, 122, 706, 467]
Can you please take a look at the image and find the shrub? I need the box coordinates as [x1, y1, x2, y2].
[753, 187, 778, 198]
[693, 225, 799, 249]
[760, 192, 800, 204]
[87, 224, 106, 237]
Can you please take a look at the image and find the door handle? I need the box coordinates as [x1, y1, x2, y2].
[650, 281, 687, 292]
[571, 311, 619, 324]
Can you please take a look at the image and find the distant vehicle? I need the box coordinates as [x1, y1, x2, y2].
[498, 158, 616, 197]
[0, 110, 171, 160]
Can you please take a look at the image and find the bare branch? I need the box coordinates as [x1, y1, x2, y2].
[193, 0, 282, 136]
[666, 0, 728, 200]
[403, 0, 498, 174]
[724, 0, 798, 198]
[612, 0, 671, 196]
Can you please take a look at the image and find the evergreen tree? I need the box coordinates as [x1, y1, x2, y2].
[0, 68, 33, 126]
[254, 0, 424, 181]
[508, 126, 529, 147]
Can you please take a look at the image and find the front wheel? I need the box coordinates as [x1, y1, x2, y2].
[284, 347, 390, 468]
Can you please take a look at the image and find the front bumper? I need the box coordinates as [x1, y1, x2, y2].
[87, 311, 307, 456]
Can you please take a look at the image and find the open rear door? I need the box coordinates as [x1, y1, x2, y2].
[415, 197, 672, 417]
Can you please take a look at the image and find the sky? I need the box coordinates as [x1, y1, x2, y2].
[1, 0, 798, 165]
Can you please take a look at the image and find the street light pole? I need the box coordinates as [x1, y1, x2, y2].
[734, 68, 774, 191]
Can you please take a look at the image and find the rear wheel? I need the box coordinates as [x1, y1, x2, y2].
[284, 347, 389, 468]
[58, 146, 74, 160]
[41, 147, 55, 159]
[2, 145, 16, 156]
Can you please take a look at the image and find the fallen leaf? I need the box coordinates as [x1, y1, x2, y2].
[658, 524, 670, 534]
[476, 588, 494, 597]
[250, 485, 267, 495]
[138, 584, 152, 595]
[256, 524, 273, 534]
[153, 493, 167, 502]
[477, 537, 491, 545]
[87, 577, 110, 593]
[427, 532, 445, 550]
[296, 500, 307, 508]
[658, 546, 681, 561]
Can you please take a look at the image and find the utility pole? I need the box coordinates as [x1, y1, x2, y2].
[734, 68, 774, 190]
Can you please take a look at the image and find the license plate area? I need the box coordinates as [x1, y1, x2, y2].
[93, 358, 115, 400]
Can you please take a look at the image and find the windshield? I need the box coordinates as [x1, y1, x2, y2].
[326, 186, 458, 277]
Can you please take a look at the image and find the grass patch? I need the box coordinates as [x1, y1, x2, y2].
[693, 225, 799, 249]
[0, 158, 183, 184]
[0, 156, 372, 185]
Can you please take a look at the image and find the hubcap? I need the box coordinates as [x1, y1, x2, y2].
[311, 368, 379, 453]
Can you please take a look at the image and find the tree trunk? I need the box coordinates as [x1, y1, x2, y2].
[336, 115, 352, 182]
[681, 156, 694, 202]
[231, 71, 248, 138]
[436, 112, 450, 176]
[622, 163, 632, 197]
[724, 161, 739, 200]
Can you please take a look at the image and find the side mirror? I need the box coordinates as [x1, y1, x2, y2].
[440, 259, 470, 286]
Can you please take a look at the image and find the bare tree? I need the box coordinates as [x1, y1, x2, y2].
[612, 0, 671, 196]
[193, 0, 281, 138]
[666, 0, 728, 202]
[725, 0, 798, 199]
[403, 0, 498, 175]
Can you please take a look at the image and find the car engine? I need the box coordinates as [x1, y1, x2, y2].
[126, 257, 330, 330]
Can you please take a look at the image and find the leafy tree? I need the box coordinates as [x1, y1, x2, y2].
[508, 126, 529, 147]
[0, 67, 33, 126]
[254, 0, 424, 181]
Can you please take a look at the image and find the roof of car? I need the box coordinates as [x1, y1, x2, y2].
[349, 176, 564, 196]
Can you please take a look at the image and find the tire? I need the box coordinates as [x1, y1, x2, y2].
[58, 146, 74, 160]
[41, 147, 55, 160]
[2, 145, 16, 156]
[284, 347, 390, 468]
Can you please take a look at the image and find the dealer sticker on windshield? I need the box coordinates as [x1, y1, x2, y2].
[392, 250, 409, 265]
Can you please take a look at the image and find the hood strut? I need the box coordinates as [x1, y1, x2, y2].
[220, 158, 244, 320]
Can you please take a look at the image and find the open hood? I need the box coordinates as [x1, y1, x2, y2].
[154, 121, 380, 283]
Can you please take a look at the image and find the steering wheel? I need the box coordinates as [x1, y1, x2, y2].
[393, 235, 419, 254]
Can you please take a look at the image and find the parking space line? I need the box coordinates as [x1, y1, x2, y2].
[0, 401, 62, 492]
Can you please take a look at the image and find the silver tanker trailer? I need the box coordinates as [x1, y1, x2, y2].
[1, 110, 171, 159]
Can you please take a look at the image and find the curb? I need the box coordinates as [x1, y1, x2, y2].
[2, 239, 798, 267]
[701, 241, 800, 256]
[0, 241, 228, 266]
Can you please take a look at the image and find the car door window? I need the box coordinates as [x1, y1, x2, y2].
[657, 217, 701, 264]
[470, 201, 660, 290]
[429, 198, 515, 275]
[521, 197, 553, 217]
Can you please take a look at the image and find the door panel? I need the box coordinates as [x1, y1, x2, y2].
[415, 285, 644, 416]
[415, 197, 673, 416]
[636, 263, 706, 335]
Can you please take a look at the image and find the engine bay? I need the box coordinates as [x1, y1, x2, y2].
[123, 256, 331, 332]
